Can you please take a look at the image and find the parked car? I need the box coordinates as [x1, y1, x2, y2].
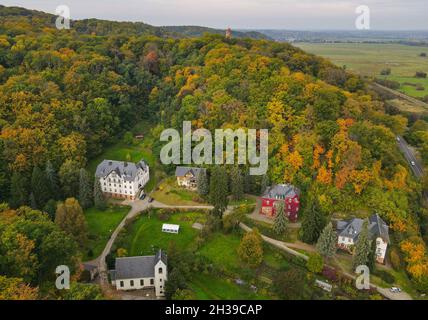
[148, 197, 154, 203]
[140, 193, 146, 200]
[390, 287, 402, 293]
[411, 161, 416, 166]
[396, 137, 400, 142]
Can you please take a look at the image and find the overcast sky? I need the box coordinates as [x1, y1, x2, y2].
[1, 0, 427, 30]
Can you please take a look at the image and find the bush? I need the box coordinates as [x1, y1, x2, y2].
[157, 209, 170, 221]
[380, 68, 391, 76]
[415, 71, 427, 78]
[389, 248, 401, 270]
[322, 265, 339, 282]
[306, 253, 324, 273]
[373, 270, 395, 284]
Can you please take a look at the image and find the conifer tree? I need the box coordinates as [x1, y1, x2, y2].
[46, 161, 61, 200]
[230, 166, 244, 200]
[94, 178, 107, 210]
[273, 201, 288, 235]
[197, 169, 208, 196]
[209, 166, 228, 218]
[10, 171, 28, 209]
[31, 166, 50, 208]
[316, 223, 337, 258]
[301, 201, 326, 244]
[79, 168, 93, 209]
[352, 220, 371, 270]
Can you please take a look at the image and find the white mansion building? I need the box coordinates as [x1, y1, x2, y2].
[95, 158, 150, 200]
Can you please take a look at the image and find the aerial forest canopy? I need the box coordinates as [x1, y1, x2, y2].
[0, 5, 427, 293]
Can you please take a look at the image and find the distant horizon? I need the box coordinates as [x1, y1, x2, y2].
[1, 1, 427, 31]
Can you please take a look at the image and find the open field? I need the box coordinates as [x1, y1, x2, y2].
[84, 205, 130, 260]
[151, 177, 208, 206]
[296, 43, 428, 98]
[121, 211, 207, 256]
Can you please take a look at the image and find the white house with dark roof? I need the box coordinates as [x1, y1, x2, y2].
[95, 158, 149, 200]
[337, 214, 390, 264]
[175, 166, 206, 190]
[110, 250, 167, 297]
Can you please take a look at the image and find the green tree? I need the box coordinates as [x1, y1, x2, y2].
[164, 269, 187, 300]
[273, 269, 306, 299]
[172, 288, 196, 300]
[209, 166, 228, 218]
[307, 252, 324, 273]
[9, 172, 28, 209]
[43, 199, 57, 221]
[260, 174, 269, 194]
[63, 283, 103, 300]
[197, 169, 208, 196]
[273, 201, 288, 235]
[31, 166, 50, 208]
[46, 161, 61, 200]
[367, 238, 377, 272]
[55, 198, 88, 247]
[230, 166, 244, 200]
[59, 160, 80, 198]
[316, 222, 337, 258]
[93, 178, 107, 210]
[237, 228, 263, 268]
[301, 201, 326, 244]
[352, 220, 371, 270]
[79, 168, 93, 209]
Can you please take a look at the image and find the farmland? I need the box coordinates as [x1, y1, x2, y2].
[296, 43, 428, 98]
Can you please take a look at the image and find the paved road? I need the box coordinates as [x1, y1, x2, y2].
[397, 135, 424, 178]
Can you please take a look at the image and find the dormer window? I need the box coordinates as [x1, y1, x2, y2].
[158, 267, 163, 274]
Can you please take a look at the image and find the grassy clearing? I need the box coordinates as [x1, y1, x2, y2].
[84, 205, 130, 260]
[122, 211, 206, 256]
[151, 177, 208, 206]
[228, 195, 257, 206]
[296, 43, 428, 98]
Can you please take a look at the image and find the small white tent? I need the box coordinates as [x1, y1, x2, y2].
[162, 224, 180, 234]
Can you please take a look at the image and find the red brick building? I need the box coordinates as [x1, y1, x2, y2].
[260, 184, 300, 222]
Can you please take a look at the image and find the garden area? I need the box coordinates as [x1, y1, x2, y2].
[151, 177, 208, 206]
[84, 205, 130, 260]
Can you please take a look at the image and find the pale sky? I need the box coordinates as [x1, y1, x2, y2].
[1, 0, 427, 30]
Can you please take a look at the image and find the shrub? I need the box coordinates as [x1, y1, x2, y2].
[415, 71, 427, 78]
[380, 68, 391, 76]
[306, 253, 324, 274]
[322, 265, 338, 282]
[373, 270, 395, 284]
[389, 248, 402, 270]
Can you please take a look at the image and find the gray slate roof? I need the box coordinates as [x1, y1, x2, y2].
[337, 214, 390, 243]
[262, 184, 299, 199]
[95, 158, 148, 182]
[114, 250, 167, 280]
[175, 166, 206, 178]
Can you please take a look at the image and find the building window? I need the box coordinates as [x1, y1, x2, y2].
[120, 281, 124, 287]
[140, 279, 144, 286]
[158, 267, 163, 274]
[130, 280, 134, 287]
[160, 278, 162, 282]
[150, 279, 154, 285]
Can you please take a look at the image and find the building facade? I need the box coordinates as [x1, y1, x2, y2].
[337, 214, 390, 264]
[260, 184, 300, 222]
[175, 166, 206, 190]
[110, 250, 167, 297]
[95, 158, 149, 200]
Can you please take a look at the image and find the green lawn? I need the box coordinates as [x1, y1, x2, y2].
[151, 177, 208, 206]
[296, 43, 428, 98]
[84, 205, 130, 260]
[189, 274, 270, 300]
[228, 195, 257, 206]
[122, 211, 206, 256]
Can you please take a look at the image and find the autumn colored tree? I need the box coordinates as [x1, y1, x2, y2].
[0, 276, 38, 300]
[55, 198, 88, 247]
[238, 229, 264, 268]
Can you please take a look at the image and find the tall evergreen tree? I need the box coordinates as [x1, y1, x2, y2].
[316, 223, 337, 258]
[197, 169, 209, 196]
[29, 192, 37, 210]
[94, 178, 107, 210]
[79, 168, 93, 209]
[352, 220, 371, 270]
[31, 166, 50, 208]
[367, 237, 377, 272]
[45, 161, 60, 200]
[230, 166, 244, 200]
[260, 174, 269, 194]
[10, 171, 28, 209]
[209, 166, 228, 218]
[273, 201, 288, 235]
[301, 201, 326, 244]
